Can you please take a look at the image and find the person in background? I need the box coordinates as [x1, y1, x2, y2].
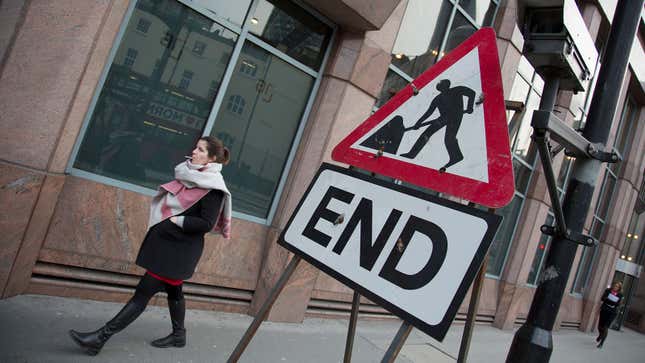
[596, 281, 623, 348]
[69, 136, 232, 356]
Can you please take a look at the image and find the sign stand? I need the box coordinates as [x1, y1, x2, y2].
[227, 255, 302, 363]
[381, 321, 413, 363]
[343, 291, 361, 362]
[372, 252, 489, 363]
[457, 255, 488, 363]
[228, 27, 511, 362]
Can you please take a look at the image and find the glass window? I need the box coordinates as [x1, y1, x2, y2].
[512, 90, 540, 160]
[124, 48, 138, 67]
[487, 194, 523, 276]
[239, 59, 258, 76]
[209, 41, 315, 218]
[184, 0, 252, 29]
[458, 0, 497, 26]
[527, 214, 554, 285]
[596, 171, 617, 221]
[572, 168, 617, 294]
[442, 10, 477, 53]
[179, 70, 194, 89]
[613, 97, 637, 163]
[248, 0, 332, 70]
[556, 156, 573, 189]
[73, 0, 237, 189]
[226, 94, 245, 115]
[375, 69, 409, 108]
[391, 0, 452, 78]
[572, 246, 596, 294]
[514, 158, 533, 193]
[71, 0, 333, 224]
[192, 40, 206, 55]
[136, 17, 151, 33]
[621, 213, 645, 263]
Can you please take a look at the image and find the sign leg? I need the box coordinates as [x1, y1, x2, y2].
[457, 256, 488, 363]
[343, 291, 361, 363]
[380, 321, 413, 363]
[227, 255, 302, 363]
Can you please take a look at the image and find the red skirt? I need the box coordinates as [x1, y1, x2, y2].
[146, 270, 183, 286]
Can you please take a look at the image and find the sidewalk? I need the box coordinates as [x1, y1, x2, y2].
[1, 294, 643, 362]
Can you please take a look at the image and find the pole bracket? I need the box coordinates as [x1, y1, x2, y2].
[587, 143, 622, 163]
[540, 225, 598, 247]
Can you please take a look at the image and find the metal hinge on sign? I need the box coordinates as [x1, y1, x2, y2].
[587, 143, 621, 163]
[540, 225, 598, 247]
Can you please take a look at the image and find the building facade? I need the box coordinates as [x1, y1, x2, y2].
[1, 0, 644, 334]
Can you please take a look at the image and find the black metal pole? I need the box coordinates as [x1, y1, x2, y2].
[457, 256, 488, 363]
[380, 321, 413, 363]
[506, 1, 643, 362]
[343, 291, 361, 363]
[227, 256, 302, 363]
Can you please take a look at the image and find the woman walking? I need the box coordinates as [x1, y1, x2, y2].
[69, 136, 232, 355]
[596, 281, 623, 348]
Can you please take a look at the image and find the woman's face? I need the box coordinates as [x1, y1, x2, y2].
[191, 140, 216, 165]
[612, 282, 621, 292]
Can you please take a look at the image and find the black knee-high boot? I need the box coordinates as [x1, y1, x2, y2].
[151, 298, 186, 348]
[69, 298, 145, 355]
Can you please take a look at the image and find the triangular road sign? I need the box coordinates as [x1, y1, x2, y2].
[331, 28, 514, 208]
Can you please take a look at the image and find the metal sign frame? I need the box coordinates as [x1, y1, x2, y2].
[278, 163, 501, 339]
[331, 28, 513, 208]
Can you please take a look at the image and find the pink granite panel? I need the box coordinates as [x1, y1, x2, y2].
[326, 31, 363, 81]
[494, 0, 520, 42]
[343, 0, 402, 29]
[0, 164, 44, 294]
[195, 218, 267, 290]
[350, 38, 392, 98]
[42, 175, 265, 291]
[3, 173, 65, 297]
[0, 0, 28, 64]
[302, 0, 401, 31]
[49, 0, 130, 173]
[0, 0, 111, 170]
[322, 83, 375, 162]
[365, 0, 407, 53]
[497, 39, 522, 99]
[43, 176, 149, 266]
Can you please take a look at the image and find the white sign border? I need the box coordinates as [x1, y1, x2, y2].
[278, 163, 502, 341]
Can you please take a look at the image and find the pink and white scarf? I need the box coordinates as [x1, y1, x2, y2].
[148, 160, 232, 238]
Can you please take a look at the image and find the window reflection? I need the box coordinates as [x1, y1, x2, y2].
[391, 0, 452, 78]
[527, 214, 554, 285]
[375, 70, 409, 108]
[74, 0, 236, 188]
[458, 0, 497, 26]
[210, 41, 314, 218]
[487, 194, 522, 276]
[513, 90, 540, 160]
[248, 0, 332, 70]
[184, 0, 252, 29]
[443, 11, 477, 53]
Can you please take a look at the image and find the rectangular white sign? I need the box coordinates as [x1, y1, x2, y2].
[279, 164, 501, 340]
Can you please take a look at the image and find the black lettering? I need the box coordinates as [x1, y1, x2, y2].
[302, 186, 354, 247]
[378, 216, 448, 290]
[332, 198, 402, 272]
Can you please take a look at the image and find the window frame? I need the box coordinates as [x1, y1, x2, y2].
[66, 0, 337, 225]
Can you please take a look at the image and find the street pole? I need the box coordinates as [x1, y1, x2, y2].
[506, 0, 644, 362]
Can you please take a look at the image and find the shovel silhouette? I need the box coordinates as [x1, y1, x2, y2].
[359, 115, 407, 154]
[360, 115, 442, 155]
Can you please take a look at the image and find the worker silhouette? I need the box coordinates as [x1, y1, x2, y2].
[400, 79, 476, 171]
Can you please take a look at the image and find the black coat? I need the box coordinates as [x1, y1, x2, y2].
[136, 189, 224, 280]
